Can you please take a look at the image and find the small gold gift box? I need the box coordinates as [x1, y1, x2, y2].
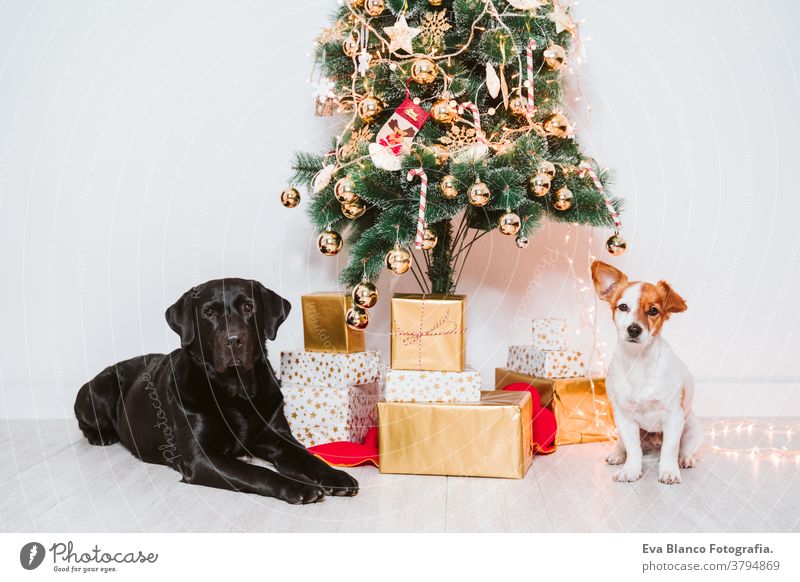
[302, 292, 365, 353]
[390, 294, 465, 372]
[495, 368, 615, 446]
[378, 391, 533, 479]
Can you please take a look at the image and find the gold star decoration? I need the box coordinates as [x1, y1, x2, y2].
[419, 10, 452, 53]
[548, 3, 576, 35]
[383, 15, 421, 55]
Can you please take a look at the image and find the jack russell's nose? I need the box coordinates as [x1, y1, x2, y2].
[627, 323, 642, 338]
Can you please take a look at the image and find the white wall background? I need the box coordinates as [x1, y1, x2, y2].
[1, 0, 798, 419]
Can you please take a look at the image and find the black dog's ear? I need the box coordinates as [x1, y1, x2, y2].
[165, 288, 197, 347]
[253, 282, 291, 341]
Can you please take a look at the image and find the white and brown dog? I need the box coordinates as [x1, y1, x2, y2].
[591, 261, 702, 484]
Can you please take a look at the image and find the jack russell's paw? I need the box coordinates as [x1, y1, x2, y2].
[613, 464, 642, 482]
[679, 455, 698, 469]
[606, 452, 626, 465]
[658, 468, 682, 485]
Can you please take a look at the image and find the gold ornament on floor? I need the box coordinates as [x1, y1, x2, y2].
[467, 179, 491, 207]
[515, 235, 529, 249]
[430, 144, 449, 166]
[508, 95, 528, 118]
[430, 98, 457, 124]
[342, 35, 359, 57]
[543, 44, 567, 71]
[341, 197, 366, 219]
[527, 173, 551, 197]
[345, 305, 370, 330]
[498, 211, 521, 236]
[385, 243, 413, 275]
[334, 176, 358, 203]
[280, 187, 301, 208]
[352, 279, 378, 309]
[439, 175, 459, 199]
[317, 229, 343, 256]
[420, 228, 438, 250]
[543, 112, 570, 138]
[552, 187, 573, 211]
[538, 160, 556, 178]
[606, 233, 628, 256]
[410, 57, 438, 84]
[358, 95, 383, 122]
[363, 0, 385, 17]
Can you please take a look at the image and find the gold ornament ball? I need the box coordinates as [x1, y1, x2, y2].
[552, 187, 574, 211]
[467, 180, 491, 207]
[420, 228, 438, 250]
[508, 95, 529, 118]
[352, 280, 378, 309]
[280, 187, 301, 208]
[428, 0, 443, 7]
[430, 144, 449, 166]
[342, 35, 359, 57]
[543, 44, 567, 71]
[606, 233, 628, 256]
[430, 98, 457, 124]
[439, 175, 459, 199]
[317, 230, 343, 256]
[358, 95, 383, 122]
[363, 0, 385, 17]
[538, 160, 556, 178]
[341, 197, 366, 219]
[349, 0, 365, 7]
[543, 112, 570, 138]
[527, 173, 551, 197]
[385, 243, 413, 275]
[515, 235, 529, 249]
[410, 57, 438, 84]
[345, 306, 370, 330]
[334, 176, 358, 203]
[498, 211, 521, 236]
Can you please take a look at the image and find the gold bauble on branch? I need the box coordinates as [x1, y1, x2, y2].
[357, 95, 383, 122]
[508, 95, 528, 118]
[439, 175, 459, 199]
[352, 279, 378, 309]
[467, 179, 491, 207]
[342, 35, 359, 57]
[363, 0, 385, 17]
[543, 112, 570, 138]
[428, 0, 443, 7]
[334, 176, 358, 203]
[552, 187, 573, 211]
[515, 235, 529, 249]
[538, 160, 556, 178]
[430, 144, 449, 166]
[280, 187, 301, 208]
[317, 229, 343, 255]
[527, 173, 551, 197]
[430, 98, 457, 124]
[606, 233, 628, 256]
[410, 57, 438, 84]
[543, 44, 567, 71]
[498, 211, 521, 236]
[341, 197, 366, 219]
[420, 228, 438, 250]
[385, 243, 413, 275]
[345, 306, 370, 330]
[349, 0, 365, 8]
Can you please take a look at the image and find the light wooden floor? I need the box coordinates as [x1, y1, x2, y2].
[1, 419, 798, 532]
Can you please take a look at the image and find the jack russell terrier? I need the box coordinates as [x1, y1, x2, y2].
[591, 261, 702, 484]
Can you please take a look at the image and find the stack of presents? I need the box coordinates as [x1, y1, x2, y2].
[280, 292, 615, 479]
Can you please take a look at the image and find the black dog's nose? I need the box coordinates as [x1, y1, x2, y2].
[226, 334, 242, 348]
[627, 323, 642, 338]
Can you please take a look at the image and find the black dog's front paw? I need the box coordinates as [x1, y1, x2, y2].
[317, 469, 359, 497]
[278, 482, 326, 505]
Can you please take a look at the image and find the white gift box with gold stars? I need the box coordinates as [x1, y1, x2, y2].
[384, 367, 482, 403]
[531, 318, 568, 350]
[280, 349, 382, 388]
[507, 345, 586, 379]
[281, 381, 381, 447]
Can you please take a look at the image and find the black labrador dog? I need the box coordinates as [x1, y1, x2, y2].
[74, 278, 358, 504]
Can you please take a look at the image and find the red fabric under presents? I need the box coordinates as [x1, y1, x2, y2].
[307, 384, 557, 467]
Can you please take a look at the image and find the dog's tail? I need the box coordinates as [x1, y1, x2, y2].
[74, 368, 120, 446]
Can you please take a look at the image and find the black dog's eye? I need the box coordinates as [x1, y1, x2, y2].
[242, 302, 254, 314]
[647, 307, 660, 316]
[618, 303, 629, 312]
[203, 307, 215, 318]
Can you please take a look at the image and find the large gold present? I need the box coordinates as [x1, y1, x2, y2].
[302, 292, 365, 353]
[495, 368, 614, 446]
[390, 293, 465, 372]
[378, 391, 533, 479]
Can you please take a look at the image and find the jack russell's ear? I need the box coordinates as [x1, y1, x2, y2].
[657, 280, 687, 315]
[591, 261, 627, 303]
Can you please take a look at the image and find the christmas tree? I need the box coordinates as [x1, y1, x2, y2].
[288, 0, 625, 298]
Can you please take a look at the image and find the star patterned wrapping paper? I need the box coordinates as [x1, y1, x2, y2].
[531, 318, 568, 350]
[384, 367, 482, 403]
[507, 345, 586, 379]
[280, 350, 382, 388]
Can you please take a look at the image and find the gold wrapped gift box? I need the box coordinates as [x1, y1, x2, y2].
[495, 368, 615, 446]
[302, 292, 365, 353]
[390, 294, 465, 372]
[378, 391, 533, 479]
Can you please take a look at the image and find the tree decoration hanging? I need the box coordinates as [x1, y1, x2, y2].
[289, 0, 626, 295]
